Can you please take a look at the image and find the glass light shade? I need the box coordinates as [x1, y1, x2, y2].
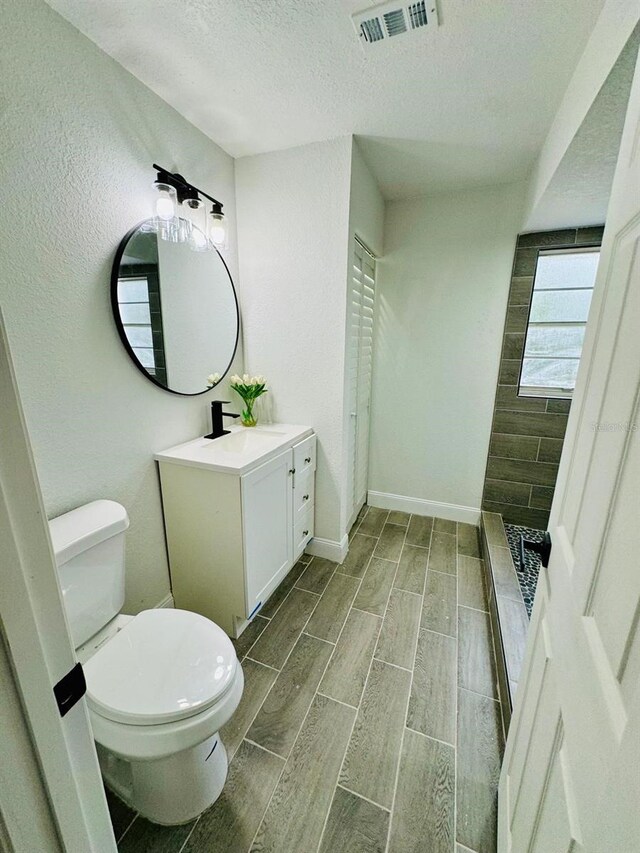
[208, 211, 227, 249]
[154, 183, 177, 221]
[184, 198, 209, 252]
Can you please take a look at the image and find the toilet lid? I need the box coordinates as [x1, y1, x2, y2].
[83, 609, 238, 726]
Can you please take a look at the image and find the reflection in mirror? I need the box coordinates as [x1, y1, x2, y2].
[112, 221, 239, 395]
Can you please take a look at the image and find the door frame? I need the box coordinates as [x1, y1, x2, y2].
[0, 308, 116, 852]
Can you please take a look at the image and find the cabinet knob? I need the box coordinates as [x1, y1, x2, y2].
[303, 529, 309, 536]
[303, 494, 309, 501]
[304, 456, 311, 463]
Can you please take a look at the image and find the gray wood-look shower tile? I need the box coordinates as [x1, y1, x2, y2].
[339, 533, 377, 578]
[232, 615, 270, 660]
[388, 728, 454, 853]
[405, 514, 434, 548]
[488, 545, 522, 602]
[458, 556, 488, 611]
[353, 557, 397, 617]
[393, 544, 428, 595]
[489, 432, 539, 462]
[221, 659, 278, 761]
[319, 786, 390, 853]
[249, 588, 318, 669]
[457, 523, 481, 558]
[482, 511, 509, 548]
[496, 595, 529, 684]
[247, 633, 333, 757]
[295, 556, 336, 594]
[408, 629, 456, 745]
[422, 570, 457, 637]
[260, 559, 307, 618]
[428, 532, 457, 575]
[340, 659, 411, 809]
[182, 740, 283, 853]
[118, 815, 195, 853]
[373, 523, 406, 562]
[458, 607, 498, 699]
[457, 689, 503, 853]
[251, 695, 355, 853]
[375, 588, 421, 670]
[320, 609, 381, 707]
[434, 517, 456, 534]
[357, 507, 389, 537]
[305, 572, 360, 643]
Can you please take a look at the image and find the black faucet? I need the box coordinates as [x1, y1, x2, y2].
[204, 400, 240, 439]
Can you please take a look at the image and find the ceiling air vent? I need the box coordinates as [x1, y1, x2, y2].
[352, 1, 439, 47]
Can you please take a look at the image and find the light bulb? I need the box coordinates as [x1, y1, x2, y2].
[208, 210, 227, 249]
[154, 183, 177, 221]
[184, 197, 210, 251]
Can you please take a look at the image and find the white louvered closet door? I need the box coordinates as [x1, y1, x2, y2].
[347, 238, 376, 529]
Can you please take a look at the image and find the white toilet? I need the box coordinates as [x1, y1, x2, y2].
[49, 499, 244, 826]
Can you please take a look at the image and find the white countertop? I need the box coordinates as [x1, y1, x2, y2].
[154, 423, 313, 475]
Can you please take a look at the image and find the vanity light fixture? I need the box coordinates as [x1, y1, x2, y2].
[151, 164, 227, 253]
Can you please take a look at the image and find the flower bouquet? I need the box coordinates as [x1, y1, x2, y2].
[230, 374, 268, 427]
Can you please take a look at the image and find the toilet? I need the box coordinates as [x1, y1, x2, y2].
[49, 499, 244, 826]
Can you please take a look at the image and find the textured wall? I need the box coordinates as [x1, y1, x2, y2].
[369, 183, 525, 513]
[0, 0, 242, 612]
[235, 137, 352, 546]
[481, 226, 604, 529]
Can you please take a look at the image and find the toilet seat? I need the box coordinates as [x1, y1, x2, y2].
[83, 609, 237, 726]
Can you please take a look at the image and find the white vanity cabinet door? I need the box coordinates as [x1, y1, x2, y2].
[241, 448, 294, 618]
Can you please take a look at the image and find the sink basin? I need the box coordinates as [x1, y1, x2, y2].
[155, 423, 313, 475]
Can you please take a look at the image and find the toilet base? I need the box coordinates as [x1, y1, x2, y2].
[98, 733, 228, 825]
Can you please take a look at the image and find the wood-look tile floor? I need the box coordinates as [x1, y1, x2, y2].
[110, 508, 504, 853]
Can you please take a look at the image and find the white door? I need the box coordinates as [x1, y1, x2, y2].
[499, 43, 640, 853]
[0, 310, 117, 852]
[347, 238, 377, 528]
[241, 449, 293, 616]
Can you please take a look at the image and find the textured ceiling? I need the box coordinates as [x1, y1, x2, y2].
[45, 0, 605, 198]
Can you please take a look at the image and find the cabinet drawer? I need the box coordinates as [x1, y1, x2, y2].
[294, 506, 314, 557]
[294, 467, 315, 515]
[293, 434, 316, 477]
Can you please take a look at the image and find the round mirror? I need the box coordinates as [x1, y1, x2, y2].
[111, 221, 239, 395]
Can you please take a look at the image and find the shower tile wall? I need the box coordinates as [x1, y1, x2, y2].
[481, 226, 604, 529]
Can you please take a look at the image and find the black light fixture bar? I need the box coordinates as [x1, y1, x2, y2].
[152, 163, 224, 212]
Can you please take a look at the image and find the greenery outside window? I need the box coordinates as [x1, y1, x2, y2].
[519, 247, 600, 399]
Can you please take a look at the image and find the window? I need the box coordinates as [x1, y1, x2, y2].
[519, 247, 600, 399]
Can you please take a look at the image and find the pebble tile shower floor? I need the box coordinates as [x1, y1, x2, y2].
[504, 524, 544, 618]
[107, 507, 504, 853]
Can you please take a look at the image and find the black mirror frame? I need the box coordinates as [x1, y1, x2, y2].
[110, 220, 240, 397]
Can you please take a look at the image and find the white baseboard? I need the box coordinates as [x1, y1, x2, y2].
[367, 490, 480, 525]
[306, 534, 349, 563]
[155, 593, 175, 609]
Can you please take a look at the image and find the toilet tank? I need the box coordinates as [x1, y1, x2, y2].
[49, 500, 129, 648]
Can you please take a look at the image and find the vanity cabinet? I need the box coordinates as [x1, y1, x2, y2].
[156, 428, 316, 637]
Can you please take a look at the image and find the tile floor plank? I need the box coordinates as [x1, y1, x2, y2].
[339, 533, 378, 578]
[182, 741, 283, 853]
[247, 633, 333, 757]
[405, 515, 434, 548]
[422, 571, 457, 637]
[394, 544, 429, 595]
[434, 517, 457, 534]
[340, 659, 411, 809]
[387, 510, 410, 527]
[221, 659, 278, 761]
[353, 558, 397, 617]
[408, 629, 456, 745]
[295, 556, 337, 594]
[232, 615, 270, 660]
[374, 523, 406, 562]
[118, 816, 195, 853]
[458, 555, 488, 611]
[320, 609, 382, 707]
[260, 560, 307, 618]
[319, 786, 390, 853]
[457, 689, 503, 853]
[428, 532, 457, 575]
[105, 788, 135, 843]
[375, 589, 421, 670]
[457, 523, 481, 558]
[251, 695, 355, 853]
[358, 507, 389, 537]
[458, 607, 498, 699]
[305, 572, 360, 643]
[388, 729, 454, 853]
[249, 588, 318, 669]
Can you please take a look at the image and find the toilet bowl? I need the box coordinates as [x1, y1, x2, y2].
[49, 500, 244, 825]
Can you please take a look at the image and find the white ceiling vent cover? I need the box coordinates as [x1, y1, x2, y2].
[352, 1, 439, 47]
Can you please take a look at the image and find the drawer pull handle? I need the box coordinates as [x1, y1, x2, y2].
[304, 456, 311, 463]
[303, 529, 309, 536]
[289, 468, 296, 475]
[303, 494, 309, 501]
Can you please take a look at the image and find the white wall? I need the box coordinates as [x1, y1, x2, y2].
[235, 137, 353, 547]
[369, 183, 525, 519]
[0, 0, 242, 612]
